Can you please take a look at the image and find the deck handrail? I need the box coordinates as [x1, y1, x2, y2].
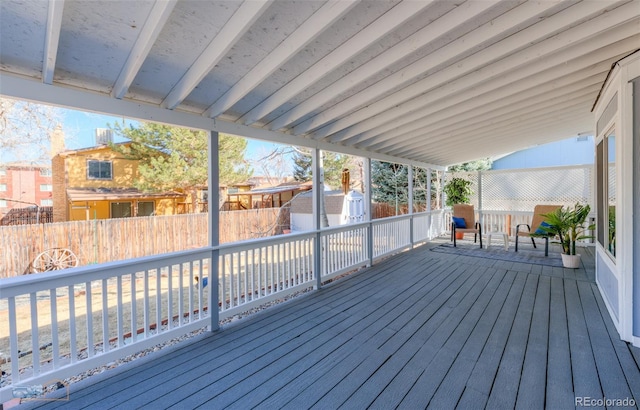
[0, 210, 447, 402]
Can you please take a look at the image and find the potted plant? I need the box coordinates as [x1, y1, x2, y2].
[444, 177, 473, 239]
[538, 203, 594, 268]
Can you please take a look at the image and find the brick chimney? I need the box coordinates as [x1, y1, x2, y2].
[50, 125, 67, 222]
[50, 124, 65, 158]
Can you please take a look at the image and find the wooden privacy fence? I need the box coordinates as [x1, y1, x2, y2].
[0, 208, 279, 278]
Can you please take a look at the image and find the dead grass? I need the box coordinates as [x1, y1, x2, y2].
[1, 270, 209, 377]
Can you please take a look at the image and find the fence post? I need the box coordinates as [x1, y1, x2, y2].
[208, 130, 220, 332]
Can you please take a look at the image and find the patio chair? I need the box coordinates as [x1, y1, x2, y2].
[451, 204, 482, 248]
[515, 205, 561, 256]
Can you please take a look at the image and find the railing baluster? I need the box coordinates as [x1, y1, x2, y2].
[268, 245, 274, 295]
[250, 249, 255, 301]
[50, 288, 59, 368]
[155, 268, 161, 335]
[86, 282, 94, 357]
[144, 270, 150, 338]
[131, 273, 137, 343]
[188, 261, 194, 323]
[220, 255, 226, 311]
[295, 239, 300, 285]
[68, 285, 77, 364]
[288, 240, 293, 286]
[243, 250, 248, 302]
[167, 265, 173, 330]
[102, 279, 109, 352]
[178, 264, 184, 327]
[8, 297, 19, 382]
[117, 275, 123, 347]
[30, 293, 39, 374]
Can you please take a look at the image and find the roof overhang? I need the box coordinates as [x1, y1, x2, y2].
[1, 0, 638, 168]
[67, 188, 183, 202]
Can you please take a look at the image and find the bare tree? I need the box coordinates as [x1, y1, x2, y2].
[252, 145, 294, 185]
[0, 97, 62, 163]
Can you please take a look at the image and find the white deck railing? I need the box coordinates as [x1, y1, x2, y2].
[0, 210, 446, 402]
[443, 209, 595, 243]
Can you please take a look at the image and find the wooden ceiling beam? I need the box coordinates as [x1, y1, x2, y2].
[203, 0, 358, 118]
[308, 1, 635, 141]
[237, 0, 437, 126]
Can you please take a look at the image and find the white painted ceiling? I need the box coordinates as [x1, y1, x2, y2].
[1, 0, 638, 167]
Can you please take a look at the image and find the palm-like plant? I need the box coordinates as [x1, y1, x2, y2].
[538, 203, 594, 255]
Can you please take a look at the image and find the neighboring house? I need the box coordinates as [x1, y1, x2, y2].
[491, 135, 594, 169]
[0, 162, 53, 216]
[51, 144, 185, 222]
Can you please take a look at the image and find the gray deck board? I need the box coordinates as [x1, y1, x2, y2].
[516, 275, 550, 409]
[19, 240, 640, 410]
[545, 276, 574, 409]
[577, 280, 633, 401]
[565, 279, 603, 400]
[485, 274, 539, 409]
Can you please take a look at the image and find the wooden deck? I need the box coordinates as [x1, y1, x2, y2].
[18, 241, 640, 409]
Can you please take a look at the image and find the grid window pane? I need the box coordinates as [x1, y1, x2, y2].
[87, 160, 112, 180]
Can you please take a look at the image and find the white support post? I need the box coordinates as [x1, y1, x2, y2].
[408, 165, 414, 247]
[477, 170, 483, 231]
[313, 148, 323, 289]
[364, 157, 373, 266]
[427, 168, 432, 238]
[427, 168, 432, 213]
[441, 171, 447, 232]
[208, 131, 220, 331]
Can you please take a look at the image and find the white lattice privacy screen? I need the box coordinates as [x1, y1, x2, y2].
[445, 165, 594, 212]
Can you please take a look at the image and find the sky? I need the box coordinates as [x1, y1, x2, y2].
[61, 108, 281, 159]
[55, 107, 296, 178]
[2, 100, 297, 175]
[61, 109, 278, 157]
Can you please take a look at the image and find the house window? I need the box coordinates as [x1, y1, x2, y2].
[87, 160, 113, 180]
[0, 168, 5, 176]
[0, 183, 6, 191]
[40, 184, 53, 192]
[41, 199, 53, 206]
[0, 199, 6, 207]
[40, 168, 52, 176]
[111, 202, 131, 218]
[596, 126, 616, 259]
[137, 201, 155, 216]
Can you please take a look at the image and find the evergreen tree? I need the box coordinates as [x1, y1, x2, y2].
[110, 123, 251, 211]
[292, 148, 312, 182]
[371, 161, 407, 210]
[447, 158, 492, 172]
[371, 161, 429, 211]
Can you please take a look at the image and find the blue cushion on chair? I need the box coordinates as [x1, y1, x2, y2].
[452, 216, 466, 229]
[534, 221, 552, 235]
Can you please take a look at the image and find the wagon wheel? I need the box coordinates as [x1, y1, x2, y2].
[32, 248, 79, 273]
